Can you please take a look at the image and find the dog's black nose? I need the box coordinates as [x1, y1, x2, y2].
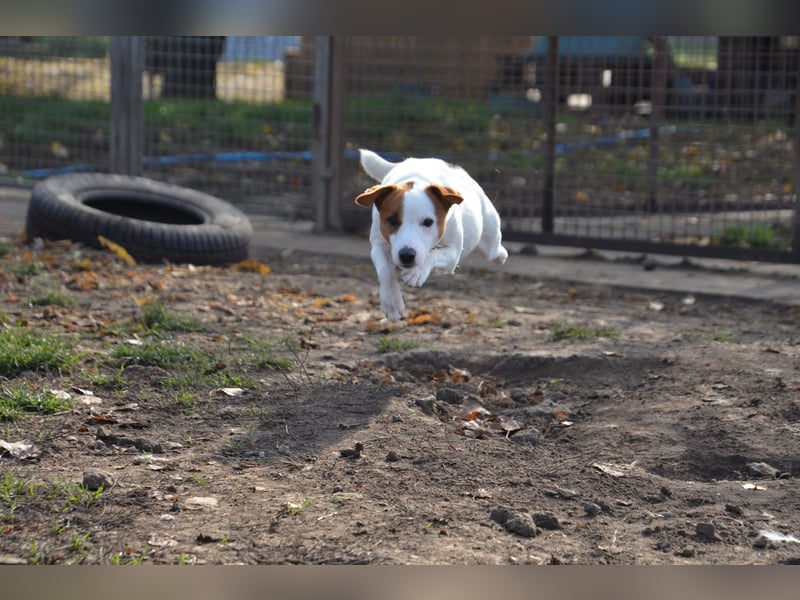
[398, 247, 416, 267]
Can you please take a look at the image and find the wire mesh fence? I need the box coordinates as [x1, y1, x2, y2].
[0, 36, 797, 262]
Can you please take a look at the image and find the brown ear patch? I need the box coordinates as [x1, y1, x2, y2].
[355, 182, 413, 241]
[426, 184, 463, 239]
[354, 182, 413, 209]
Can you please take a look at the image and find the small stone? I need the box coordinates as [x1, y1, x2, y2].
[676, 546, 696, 558]
[504, 515, 537, 538]
[584, 502, 602, 517]
[385, 451, 400, 462]
[532, 511, 560, 530]
[725, 503, 743, 516]
[753, 535, 770, 549]
[435, 388, 463, 404]
[489, 506, 537, 538]
[415, 398, 435, 415]
[654, 540, 671, 551]
[82, 471, 111, 492]
[339, 442, 364, 459]
[510, 431, 541, 446]
[747, 462, 780, 478]
[696, 522, 721, 542]
[510, 389, 528, 402]
[391, 415, 403, 423]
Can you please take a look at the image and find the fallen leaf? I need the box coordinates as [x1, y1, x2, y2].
[742, 483, 768, 491]
[97, 236, 137, 266]
[592, 462, 630, 477]
[233, 259, 271, 275]
[212, 387, 245, 397]
[407, 312, 440, 326]
[0, 439, 40, 460]
[184, 496, 219, 507]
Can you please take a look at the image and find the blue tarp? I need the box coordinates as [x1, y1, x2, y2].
[525, 36, 651, 60]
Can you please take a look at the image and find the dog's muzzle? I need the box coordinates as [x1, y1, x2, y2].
[398, 246, 416, 268]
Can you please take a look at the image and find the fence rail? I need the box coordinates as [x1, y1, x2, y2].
[0, 35, 798, 262]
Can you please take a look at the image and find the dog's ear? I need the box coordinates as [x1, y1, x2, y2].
[426, 184, 463, 210]
[355, 184, 403, 208]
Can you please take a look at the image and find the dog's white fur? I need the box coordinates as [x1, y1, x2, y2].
[355, 149, 508, 321]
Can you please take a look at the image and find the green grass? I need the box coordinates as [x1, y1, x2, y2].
[0, 382, 73, 421]
[27, 291, 76, 308]
[0, 327, 81, 377]
[548, 321, 619, 342]
[712, 329, 736, 342]
[110, 334, 296, 390]
[717, 223, 791, 251]
[111, 341, 214, 371]
[376, 335, 419, 353]
[233, 335, 297, 371]
[139, 302, 205, 334]
[0, 470, 39, 522]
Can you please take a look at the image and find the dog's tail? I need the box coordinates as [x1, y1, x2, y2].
[359, 149, 396, 182]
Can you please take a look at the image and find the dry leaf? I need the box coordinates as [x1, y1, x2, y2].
[212, 387, 245, 397]
[97, 235, 137, 266]
[592, 462, 632, 477]
[233, 259, 271, 275]
[0, 439, 40, 460]
[407, 312, 440, 326]
[742, 483, 767, 491]
[184, 496, 219, 507]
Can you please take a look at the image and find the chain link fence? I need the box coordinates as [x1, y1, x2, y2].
[1, 36, 798, 262]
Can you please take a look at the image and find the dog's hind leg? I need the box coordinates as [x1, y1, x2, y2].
[477, 208, 509, 265]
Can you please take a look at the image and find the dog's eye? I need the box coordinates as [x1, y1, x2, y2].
[422, 218, 434, 228]
[386, 215, 399, 227]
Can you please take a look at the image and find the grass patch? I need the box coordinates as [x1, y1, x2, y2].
[112, 341, 214, 371]
[0, 470, 39, 521]
[712, 329, 736, 342]
[717, 223, 791, 251]
[27, 291, 76, 308]
[0, 327, 81, 377]
[11, 261, 44, 277]
[0, 382, 73, 420]
[234, 335, 297, 371]
[139, 302, 206, 334]
[548, 321, 619, 342]
[376, 335, 419, 353]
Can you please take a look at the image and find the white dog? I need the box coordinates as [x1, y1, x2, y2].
[355, 149, 509, 321]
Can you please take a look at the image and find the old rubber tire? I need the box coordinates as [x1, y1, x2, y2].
[25, 173, 252, 265]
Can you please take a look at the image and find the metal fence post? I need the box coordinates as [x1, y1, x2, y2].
[311, 36, 346, 232]
[541, 36, 559, 234]
[110, 37, 144, 176]
[792, 60, 800, 260]
[648, 36, 668, 213]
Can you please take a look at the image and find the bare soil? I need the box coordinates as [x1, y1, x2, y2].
[1, 239, 799, 565]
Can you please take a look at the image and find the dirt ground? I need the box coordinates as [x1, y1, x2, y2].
[1, 237, 799, 565]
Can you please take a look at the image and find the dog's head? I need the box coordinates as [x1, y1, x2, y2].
[355, 181, 463, 269]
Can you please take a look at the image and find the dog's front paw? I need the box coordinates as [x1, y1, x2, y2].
[381, 291, 405, 322]
[399, 265, 431, 288]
